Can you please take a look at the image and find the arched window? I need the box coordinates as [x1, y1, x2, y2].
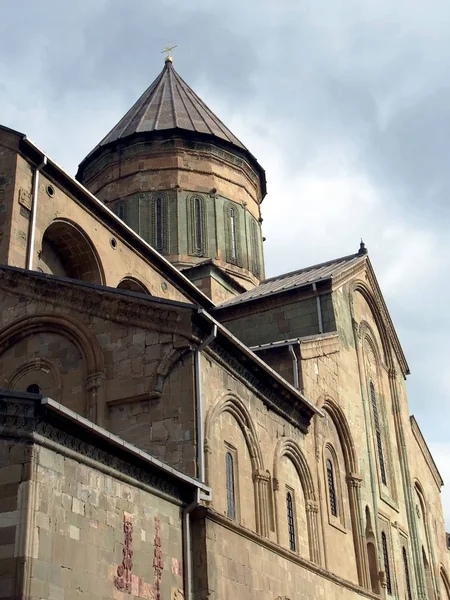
[250, 219, 260, 276]
[225, 452, 235, 519]
[230, 208, 237, 260]
[422, 546, 435, 600]
[26, 384, 41, 395]
[370, 381, 387, 485]
[225, 204, 240, 265]
[118, 202, 126, 222]
[402, 546, 412, 600]
[326, 458, 338, 517]
[286, 491, 296, 551]
[189, 196, 206, 256]
[381, 531, 392, 595]
[155, 196, 164, 251]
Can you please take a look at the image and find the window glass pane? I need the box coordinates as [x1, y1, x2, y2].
[326, 458, 338, 517]
[382, 532, 392, 595]
[194, 198, 203, 252]
[230, 208, 237, 260]
[402, 547, 412, 600]
[286, 492, 296, 551]
[226, 452, 235, 519]
[155, 197, 163, 250]
[370, 381, 387, 485]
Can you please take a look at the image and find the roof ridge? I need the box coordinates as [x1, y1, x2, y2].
[173, 68, 245, 146]
[176, 71, 215, 136]
[263, 252, 361, 283]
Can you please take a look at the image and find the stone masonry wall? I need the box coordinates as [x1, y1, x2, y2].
[26, 443, 184, 600]
[0, 439, 33, 599]
[220, 293, 336, 348]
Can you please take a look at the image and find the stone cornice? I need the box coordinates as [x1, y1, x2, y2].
[340, 256, 409, 377]
[0, 266, 196, 339]
[207, 340, 314, 433]
[410, 416, 443, 489]
[364, 260, 409, 376]
[203, 508, 380, 600]
[0, 393, 204, 504]
[299, 332, 340, 360]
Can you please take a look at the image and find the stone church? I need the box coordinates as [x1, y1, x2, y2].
[0, 53, 449, 600]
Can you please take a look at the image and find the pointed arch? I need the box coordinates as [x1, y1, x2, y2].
[273, 438, 316, 501]
[0, 314, 103, 374]
[316, 395, 369, 587]
[0, 314, 105, 422]
[205, 392, 264, 473]
[273, 438, 320, 563]
[117, 277, 150, 295]
[39, 218, 105, 285]
[440, 566, 450, 600]
[204, 392, 268, 536]
[318, 396, 358, 473]
[352, 280, 394, 370]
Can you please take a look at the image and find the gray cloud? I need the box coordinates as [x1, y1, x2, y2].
[1, 0, 449, 520]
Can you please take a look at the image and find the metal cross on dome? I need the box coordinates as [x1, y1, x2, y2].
[161, 42, 177, 61]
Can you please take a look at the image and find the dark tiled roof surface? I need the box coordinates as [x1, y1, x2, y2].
[216, 253, 364, 308]
[89, 60, 247, 155]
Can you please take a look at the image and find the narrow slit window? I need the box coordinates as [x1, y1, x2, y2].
[155, 196, 164, 251]
[250, 219, 260, 276]
[230, 208, 237, 261]
[194, 197, 203, 253]
[286, 491, 296, 551]
[118, 202, 125, 221]
[382, 532, 392, 595]
[226, 452, 235, 519]
[326, 458, 338, 517]
[402, 546, 412, 600]
[370, 381, 387, 485]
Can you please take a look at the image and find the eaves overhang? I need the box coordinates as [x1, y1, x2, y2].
[8, 129, 215, 311]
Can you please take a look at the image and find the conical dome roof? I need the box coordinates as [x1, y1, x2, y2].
[86, 59, 247, 156]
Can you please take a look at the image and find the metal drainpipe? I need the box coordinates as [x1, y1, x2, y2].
[27, 156, 47, 270]
[288, 344, 299, 389]
[312, 282, 324, 334]
[183, 488, 201, 600]
[182, 325, 217, 600]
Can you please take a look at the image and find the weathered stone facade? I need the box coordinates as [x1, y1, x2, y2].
[0, 58, 449, 600]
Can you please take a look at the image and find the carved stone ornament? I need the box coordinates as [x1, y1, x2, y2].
[18, 188, 32, 210]
[0, 396, 186, 502]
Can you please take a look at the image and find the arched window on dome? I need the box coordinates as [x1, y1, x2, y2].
[151, 194, 168, 252]
[225, 203, 240, 266]
[250, 218, 261, 277]
[188, 195, 207, 256]
[370, 380, 387, 486]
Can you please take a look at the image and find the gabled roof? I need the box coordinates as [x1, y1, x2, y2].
[84, 59, 247, 158]
[216, 252, 364, 309]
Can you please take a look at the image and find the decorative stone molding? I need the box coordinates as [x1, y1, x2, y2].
[0, 267, 195, 338]
[208, 343, 314, 433]
[299, 333, 340, 360]
[6, 357, 62, 391]
[0, 395, 189, 503]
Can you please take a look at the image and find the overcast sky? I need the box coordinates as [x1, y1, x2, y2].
[1, 0, 449, 523]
